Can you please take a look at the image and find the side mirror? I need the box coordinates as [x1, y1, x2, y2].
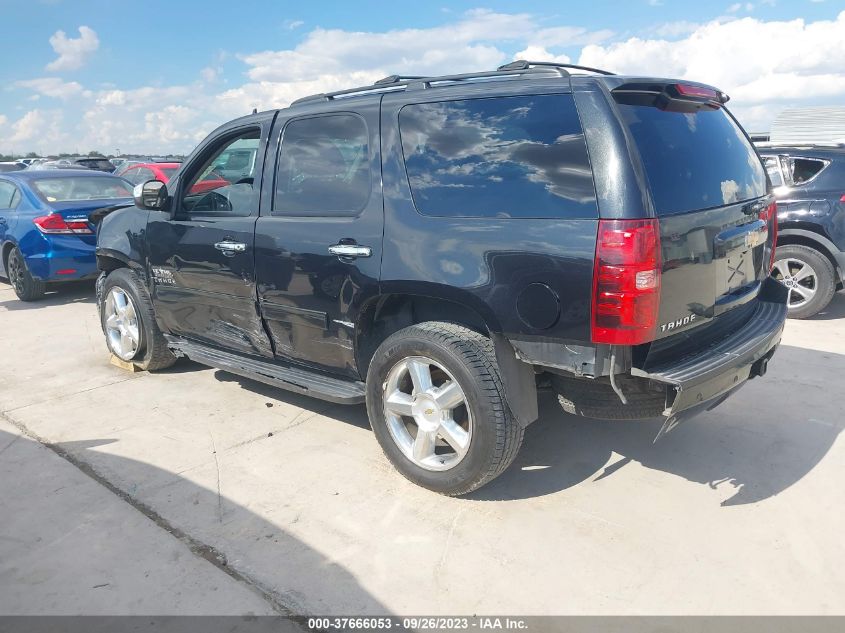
[133, 180, 168, 210]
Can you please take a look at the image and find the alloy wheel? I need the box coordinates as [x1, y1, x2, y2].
[104, 287, 141, 360]
[382, 356, 473, 471]
[772, 257, 818, 309]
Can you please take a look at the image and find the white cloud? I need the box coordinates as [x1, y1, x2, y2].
[580, 11, 845, 129]
[652, 20, 702, 37]
[15, 77, 91, 100]
[512, 46, 571, 64]
[6, 9, 845, 154]
[6, 110, 68, 152]
[284, 19, 304, 30]
[45, 26, 99, 72]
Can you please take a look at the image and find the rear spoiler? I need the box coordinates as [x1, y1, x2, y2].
[611, 82, 729, 111]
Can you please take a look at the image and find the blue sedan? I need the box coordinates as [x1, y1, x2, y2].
[0, 170, 133, 301]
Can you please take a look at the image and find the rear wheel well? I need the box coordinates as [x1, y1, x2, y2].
[356, 294, 490, 376]
[1, 242, 14, 276]
[777, 233, 843, 289]
[96, 254, 128, 274]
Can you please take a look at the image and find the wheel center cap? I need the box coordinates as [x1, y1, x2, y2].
[413, 395, 440, 428]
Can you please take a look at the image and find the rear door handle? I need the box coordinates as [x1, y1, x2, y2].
[328, 244, 372, 259]
[214, 240, 247, 256]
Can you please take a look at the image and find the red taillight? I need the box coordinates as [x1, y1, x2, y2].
[759, 200, 778, 272]
[591, 219, 662, 346]
[33, 214, 93, 235]
[675, 83, 720, 100]
[840, 194, 845, 203]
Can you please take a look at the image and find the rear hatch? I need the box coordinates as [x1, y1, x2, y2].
[611, 82, 775, 365]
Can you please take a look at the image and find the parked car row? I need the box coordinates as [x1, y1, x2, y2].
[757, 142, 845, 318]
[0, 61, 836, 495]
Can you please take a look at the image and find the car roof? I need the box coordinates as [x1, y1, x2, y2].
[0, 169, 124, 182]
[757, 144, 845, 157]
[127, 162, 180, 169]
[216, 63, 725, 131]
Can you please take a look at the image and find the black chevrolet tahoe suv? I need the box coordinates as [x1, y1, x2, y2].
[94, 61, 787, 495]
[757, 143, 845, 318]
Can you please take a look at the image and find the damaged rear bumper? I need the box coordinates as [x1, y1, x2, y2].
[632, 277, 788, 439]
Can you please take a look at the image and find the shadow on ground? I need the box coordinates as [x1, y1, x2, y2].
[474, 343, 843, 504]
[0, 426, 387, 616]
[0, 278, 96, 310]
[204, 344, 842, 507]
[807, 291, 845, 321]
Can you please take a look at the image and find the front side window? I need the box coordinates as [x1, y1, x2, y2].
[181, 130, 260, 217]
[274, 114, 370, 216]
[399, 94, 597, 219]
[32, 177, 131, 202]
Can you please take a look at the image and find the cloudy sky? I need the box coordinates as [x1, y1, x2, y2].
[1, 0, 843, 155]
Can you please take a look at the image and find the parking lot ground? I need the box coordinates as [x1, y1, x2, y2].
[1, 279, 844, 615]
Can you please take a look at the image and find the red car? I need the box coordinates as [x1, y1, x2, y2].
[117, 162, 230, 194]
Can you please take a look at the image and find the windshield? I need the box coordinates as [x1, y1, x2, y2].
[33, 176, 132, 202]
[616, 103, 767, 215]
[160, 168, 178, 178]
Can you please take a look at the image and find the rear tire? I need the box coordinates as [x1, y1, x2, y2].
[772, 244, 836, 319]
[7, 247, 46, 301]
[366, 322, 523, 496]
[100, 268, 176, 371]
[552, 373, 666, 420]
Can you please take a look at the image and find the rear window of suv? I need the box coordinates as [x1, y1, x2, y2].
[399, 94, 597, 219]
[616, 103, 767, 215]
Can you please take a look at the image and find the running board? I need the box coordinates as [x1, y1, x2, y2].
[165, 337, 366, 405]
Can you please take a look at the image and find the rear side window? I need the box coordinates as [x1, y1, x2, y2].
[0, 181, 18, 208]
[274, 114, 370, 216]
[399, 94, 597, 219]
[616, 103, 766, 215]
[788, 157, 827, 184]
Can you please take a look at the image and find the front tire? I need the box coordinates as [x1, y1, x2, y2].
[366, 322, 523, 496]
[100, 268, 176, 371]
[7, 247, 46, 301]
[771, 244, 836, 319]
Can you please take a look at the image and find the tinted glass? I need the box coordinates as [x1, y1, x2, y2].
[136, 167, 156, 182]
[616, 103, 766, 215]
[0, 181, 17, 208]
[399, 95, 596, 219]
[274, 114, 370, 216]
[160, 167, 178, 178]
[182, 130, 260, 217]
[32, 177, 131, 201]
[789, 158, 826, 184]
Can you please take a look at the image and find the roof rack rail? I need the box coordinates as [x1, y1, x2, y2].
[754, 141, 845, 148]
[290, 64, 569, 107]
[374, 74, 426, 85]
[498, 59, 616, 76]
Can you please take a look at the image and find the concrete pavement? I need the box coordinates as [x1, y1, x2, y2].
[1, 278, 844, 615]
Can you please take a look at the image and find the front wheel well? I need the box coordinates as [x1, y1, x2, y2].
[355, 294, 491, 377]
